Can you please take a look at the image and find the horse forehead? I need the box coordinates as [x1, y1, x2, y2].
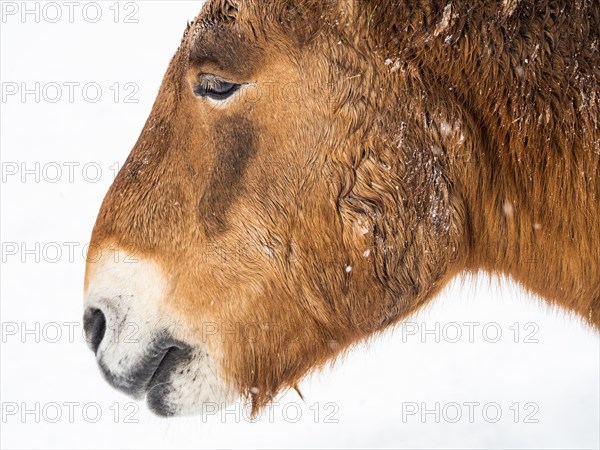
[184, 2, 267, 78]
[192, 0, 249, 36]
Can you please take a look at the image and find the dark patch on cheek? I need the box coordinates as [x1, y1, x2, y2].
[199, 115, 257, 235]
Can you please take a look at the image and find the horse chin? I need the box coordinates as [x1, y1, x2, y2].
[145, 347, 232, 417]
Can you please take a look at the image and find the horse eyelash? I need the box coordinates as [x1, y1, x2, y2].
[197, 74, 225, 91]
[194, 74, 241, 100]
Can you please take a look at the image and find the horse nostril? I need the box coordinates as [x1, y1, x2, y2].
[84, 308, 106, 355]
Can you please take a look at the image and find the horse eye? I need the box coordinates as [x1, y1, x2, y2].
[193, 74, 241, 101]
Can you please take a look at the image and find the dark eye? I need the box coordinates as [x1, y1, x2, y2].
[193, 74, 241, 101]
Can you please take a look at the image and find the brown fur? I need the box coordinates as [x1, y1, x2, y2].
[86, 0, 600, 411]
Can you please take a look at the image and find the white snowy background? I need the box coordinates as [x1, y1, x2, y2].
[0, 1, 598, 449]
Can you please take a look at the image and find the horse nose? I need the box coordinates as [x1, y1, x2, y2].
[84, 307, 107, 354]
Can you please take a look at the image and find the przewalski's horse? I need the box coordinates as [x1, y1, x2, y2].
[84, 0, 600, 416]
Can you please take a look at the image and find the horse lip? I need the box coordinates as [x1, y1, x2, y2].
[145, 345, 193, 417]
[146, 345, 192, 392]
[97, 337, 192, 399]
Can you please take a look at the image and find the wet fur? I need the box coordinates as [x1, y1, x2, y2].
[88, 0, 600, 412]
